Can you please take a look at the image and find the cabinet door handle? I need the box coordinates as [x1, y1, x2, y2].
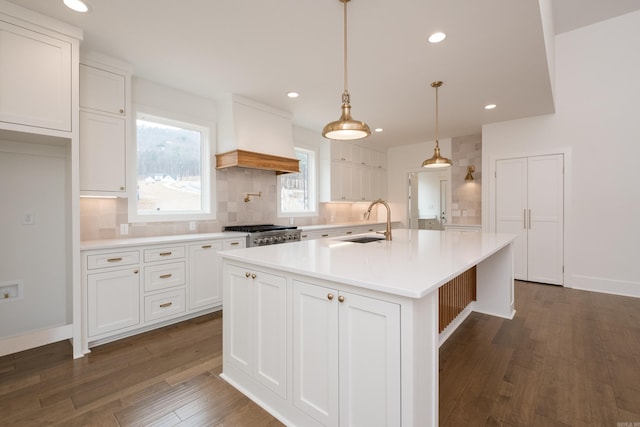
[523, 209, 527, 229]
[327, 293, 334, 301]
[159, 302, 172, 308]
[251, 273, 257, 279]
[119, 108, 125, 114]
[245, 272, 251, 278]
[159, 274, 172, 279]
[159, 252, 172, 256]
[338, 295, 345, 303]
[107, 257, 123, 263]
[528, 209, 532, 230]
[202, 245, 212, 249]
[133, 269, 139, 274]
[230, 242, 240, 246]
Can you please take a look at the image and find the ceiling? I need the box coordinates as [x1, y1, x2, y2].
[7, 0, 640, 150]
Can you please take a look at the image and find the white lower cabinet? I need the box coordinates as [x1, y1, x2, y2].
[87, 267, 140, 337]
[83, 236, 244, 350]
[226, 263, 288, 398]
[223, 262, 401, 427]
[293, 280, 401, 427]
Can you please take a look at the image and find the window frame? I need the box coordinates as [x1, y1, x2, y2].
[277, 145, 318, 218]
[128, 106, 216, 223]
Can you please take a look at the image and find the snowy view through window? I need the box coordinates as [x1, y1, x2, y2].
[136, 117, 204, 214]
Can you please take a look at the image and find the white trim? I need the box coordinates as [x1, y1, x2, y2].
[0, 324, 72, 357]
[568, 275, 640, 299]
[438, 305, 474, 347]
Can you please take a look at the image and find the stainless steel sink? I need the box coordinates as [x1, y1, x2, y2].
[342, 236, 386, 243]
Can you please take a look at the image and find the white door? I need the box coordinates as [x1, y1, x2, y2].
[292, 281, 339, 426]
[527, 155, 564, 284]
[87, 268, 140, 337]
[496, 158, 528, 279]
[339, 292, 401, 427]
[496, 154, 563, 285]
[224, 264, 254, 375]
[188, 242, 223, 309]
[253, 269, 288, 398]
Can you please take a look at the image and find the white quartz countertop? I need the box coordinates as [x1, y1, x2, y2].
[220, 228, 516, 299]
[81, 232, 247, 251]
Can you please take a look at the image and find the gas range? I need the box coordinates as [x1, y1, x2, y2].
[223, 224, 301, 247]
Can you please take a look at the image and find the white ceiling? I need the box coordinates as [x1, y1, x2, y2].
[7, 0, 640, 150]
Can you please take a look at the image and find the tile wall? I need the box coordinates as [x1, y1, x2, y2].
[450, 134, 482, 225]
[80, 167, 377, 241]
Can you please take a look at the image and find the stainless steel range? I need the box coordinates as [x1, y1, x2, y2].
[223, 224, 301, 247]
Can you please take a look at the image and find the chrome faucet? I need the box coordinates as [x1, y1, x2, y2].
[365, 199, 392, 241]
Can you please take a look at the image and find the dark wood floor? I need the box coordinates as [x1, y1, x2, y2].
[1, 281, 639, 426]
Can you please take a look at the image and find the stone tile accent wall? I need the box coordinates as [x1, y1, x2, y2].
[80, 167, 377, 241]
[451, 134, 482, 225]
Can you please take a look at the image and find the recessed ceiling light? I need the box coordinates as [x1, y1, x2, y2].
[63, 0, 89, 12]
[484, 104, 497, 110]
[428, 32, 446, 43]
[374, 128, 383, 133]
[286, 91, 299, 98]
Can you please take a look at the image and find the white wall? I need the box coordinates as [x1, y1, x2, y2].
[387, 139, 452, 226]
[0, 140, 69, 337]
[482, 11, 640, 297]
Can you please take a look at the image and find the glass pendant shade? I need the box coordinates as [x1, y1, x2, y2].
[322, 0, 370, 141]
[422, 81, 451, 168]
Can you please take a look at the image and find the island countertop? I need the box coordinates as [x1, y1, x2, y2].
[220, 228, 516, 299]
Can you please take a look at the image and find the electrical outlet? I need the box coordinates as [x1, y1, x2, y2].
[120, 223, 129, 235]
[189, 221, 196, 231]
[0, 281, 22, 303]
[22, 210, 34, 225]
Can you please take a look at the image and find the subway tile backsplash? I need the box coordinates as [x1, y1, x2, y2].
[80, 167, 375, 241]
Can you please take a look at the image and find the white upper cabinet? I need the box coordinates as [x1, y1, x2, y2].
[79, 64, 126, 115]
[323, 140, 388, 202]
[0, 16, 77, 134]
[78, 56, 132, 196]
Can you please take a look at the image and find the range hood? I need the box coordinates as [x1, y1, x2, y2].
[216, 94, 299, 174]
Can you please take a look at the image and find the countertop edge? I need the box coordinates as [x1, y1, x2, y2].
[80, 232, 248, 251]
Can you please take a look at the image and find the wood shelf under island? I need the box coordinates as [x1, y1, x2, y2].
[219, 228, 516, 427]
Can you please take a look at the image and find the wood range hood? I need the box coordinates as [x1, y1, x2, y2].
[215, 95, 300, 174]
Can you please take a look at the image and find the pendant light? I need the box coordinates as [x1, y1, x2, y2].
[422, 81, 452, 168]
[322, 0, 371, 140]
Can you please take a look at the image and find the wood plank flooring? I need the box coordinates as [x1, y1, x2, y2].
[1, 281, 639, 426]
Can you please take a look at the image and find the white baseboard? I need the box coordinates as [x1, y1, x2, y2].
[568, 275, 640, 298]
[0, 324, 72, 357]
[438, 304, 474, 347]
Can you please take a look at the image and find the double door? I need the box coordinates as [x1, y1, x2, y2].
[292, 281, 400, 426]
[496, 154, 564, 284]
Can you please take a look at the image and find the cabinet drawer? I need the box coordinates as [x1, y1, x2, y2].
[224, 239, 245, 250]
[144, 246, 185, 262]
[87, 251, 140, 270]
[144, 289, 186, 322]
[144, 261, 185, 292]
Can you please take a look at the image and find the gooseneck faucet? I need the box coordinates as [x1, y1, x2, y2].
[365, 199, 392, 241]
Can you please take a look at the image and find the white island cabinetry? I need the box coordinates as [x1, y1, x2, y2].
[221, 229, 516, 426]
[292, 281, 400, 426]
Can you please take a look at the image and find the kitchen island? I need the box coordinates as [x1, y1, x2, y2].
[220, 229, 516, 427]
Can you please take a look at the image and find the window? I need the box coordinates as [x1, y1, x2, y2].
[278, 147, 317, 217]
[130, 111, 214, 222]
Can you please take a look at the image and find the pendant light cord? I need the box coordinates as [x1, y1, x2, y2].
[343, 0, 349, 101]
[435, 84, 439, 146]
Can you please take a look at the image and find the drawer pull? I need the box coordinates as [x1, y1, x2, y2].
[159, 302, 172, 308]
[321, 234, 329, 237]
[107, 257, 123, 262]
[159, 252, 172, 256]
[230, 242, 240, 246]
[301, 234, 308, 238]
[159, 274, 172, 279]
[202, 245, 212, 249]
[346, 231, 353, 235]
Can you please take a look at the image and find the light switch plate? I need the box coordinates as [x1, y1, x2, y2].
[22, 210, 34, 225]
